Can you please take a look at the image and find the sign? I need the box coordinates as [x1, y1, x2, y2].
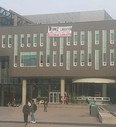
[48, 26, 72, 37]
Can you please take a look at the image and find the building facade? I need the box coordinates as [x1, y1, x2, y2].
[0, 7, 116, 106]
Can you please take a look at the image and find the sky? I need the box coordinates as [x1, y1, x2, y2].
[1, 0, 116, 19]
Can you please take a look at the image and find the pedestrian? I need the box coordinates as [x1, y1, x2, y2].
[30, 99, 37, 123]
[22, 101, 30, 126]
[44, 99, 48, 112]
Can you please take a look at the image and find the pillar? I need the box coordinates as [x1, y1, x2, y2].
[1, 85, 4, 106]
[60, 79, 65, 104]
[102, 84, 107, 97]
[22, 80, 27, 106]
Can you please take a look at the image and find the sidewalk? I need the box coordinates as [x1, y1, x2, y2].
[0, 104, 115, 127]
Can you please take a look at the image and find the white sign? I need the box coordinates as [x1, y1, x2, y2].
[48, 26, 72, 37]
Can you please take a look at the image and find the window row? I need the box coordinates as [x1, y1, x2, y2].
[14, 50, 115, 70]
[1, 29, 115, 48]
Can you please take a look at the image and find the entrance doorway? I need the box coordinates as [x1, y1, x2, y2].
[49, 92, 61, 103]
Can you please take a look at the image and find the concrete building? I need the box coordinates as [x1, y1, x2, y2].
[0, 7, 116, 106]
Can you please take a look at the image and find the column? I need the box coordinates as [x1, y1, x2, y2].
[60, 79, 65, 104]
[1, 85, 4, 106]
[102, 84, 107, 97]
[22, 80, 27, 106]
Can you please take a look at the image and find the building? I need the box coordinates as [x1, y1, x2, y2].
[0, 7, 116, 106]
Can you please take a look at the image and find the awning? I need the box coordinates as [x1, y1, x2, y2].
[73, 78, 116, 83]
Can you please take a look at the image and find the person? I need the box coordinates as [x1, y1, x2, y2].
[44, 99, 48, 112]
[22, 101, 30, 125]
[30, 99, 37, 123]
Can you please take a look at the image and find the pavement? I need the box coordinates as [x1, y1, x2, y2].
[0, 104, 116, 127]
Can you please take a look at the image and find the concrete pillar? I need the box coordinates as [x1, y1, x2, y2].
[22, 80, 27, 106]
[102, 84, 107, 97]
[60, 79, 65, 104]
[1, 85, 4, 106]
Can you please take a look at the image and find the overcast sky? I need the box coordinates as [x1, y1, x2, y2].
[1, 0, 116, 19]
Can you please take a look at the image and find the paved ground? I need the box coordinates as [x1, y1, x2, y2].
[0, 104, 116, 127]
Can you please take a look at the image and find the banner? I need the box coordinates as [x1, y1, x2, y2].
[48, 26, 72, 37]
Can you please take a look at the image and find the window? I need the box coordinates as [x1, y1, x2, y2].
[80, 50, 85, 66]
[20, 52, 37, 67]
[60, 37, 64, 66]
[39, 51, 43, 67]
[73, 50, 78, 66]
[73, 32, 78, 45]
[102, 30, 107, 66]
[53, 37, 59, 46]
[66, 51, 70, 70]
[2, 35, 6, 48]
[8, 35, 12, 48]
[40, 33, 44, 46]
[80, 31, 85, 45]
[95, 50, 99, 70]
[33, 34, 37, 47]
[27, 34, 31, 47]
[95, 31, 99, 44]
[110, 29, 114, 44]
[66, 37, 71, 46]
[110, 49, 114, 66]
[20, 34, 24, 47]
[53, 51, 57, 66]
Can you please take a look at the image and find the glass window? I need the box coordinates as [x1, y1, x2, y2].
[95, 31, 99, 44]
[33, 34, 37, 47]
[20, 34, 24, 47]
[73, 32, 78, 45]
[39, 51, 43, 67]
[95, 50, 99, 70]
[40, 33, 44, 46]
[110, 29, 114, 44]
[73, 50, 78, 66]
[66, 37, 71, 46]
[20, 52, 37, 67]
[60, 37, 64, 66]
[80, 31, 85, 45]
[53, 51, 57, 66]
[102, 30, 107, 66]
[27, 34, 31, 47]
[110, 49, 114, 66]
[66, 51, 70, 70]
[2, 35, 6, 48]
[80, 50, 85, 66]
[8, 35, 12, 48]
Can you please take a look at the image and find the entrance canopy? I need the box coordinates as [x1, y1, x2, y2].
[73, 78, 116, 83]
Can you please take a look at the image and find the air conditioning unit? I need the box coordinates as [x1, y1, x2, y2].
[110, 62, 114, 66]
[60, 63, 63, 66]
[21, 44, 24, 47]
[14, 63, 17, 67]
[27, 43, 31, 47]
[33, 43, 37, 47]
[81, 62, 84, 66]
[53, 63, 56, 66]
[103, 62, 107, 66]
[46, 63, 50, 66]
[73, 42, 77, 45]
[53, 42, 57, 46]
[110, 40, 114, 44]
[74, 62, 77, 66]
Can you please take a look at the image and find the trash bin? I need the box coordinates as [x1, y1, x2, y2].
[89, 101, 98, 116]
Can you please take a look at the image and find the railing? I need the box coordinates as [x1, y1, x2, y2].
[73, 96, 110, 104]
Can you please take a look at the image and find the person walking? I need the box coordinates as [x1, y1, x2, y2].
[30, 99, 37, 123]
[22, 101, 30, 126]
